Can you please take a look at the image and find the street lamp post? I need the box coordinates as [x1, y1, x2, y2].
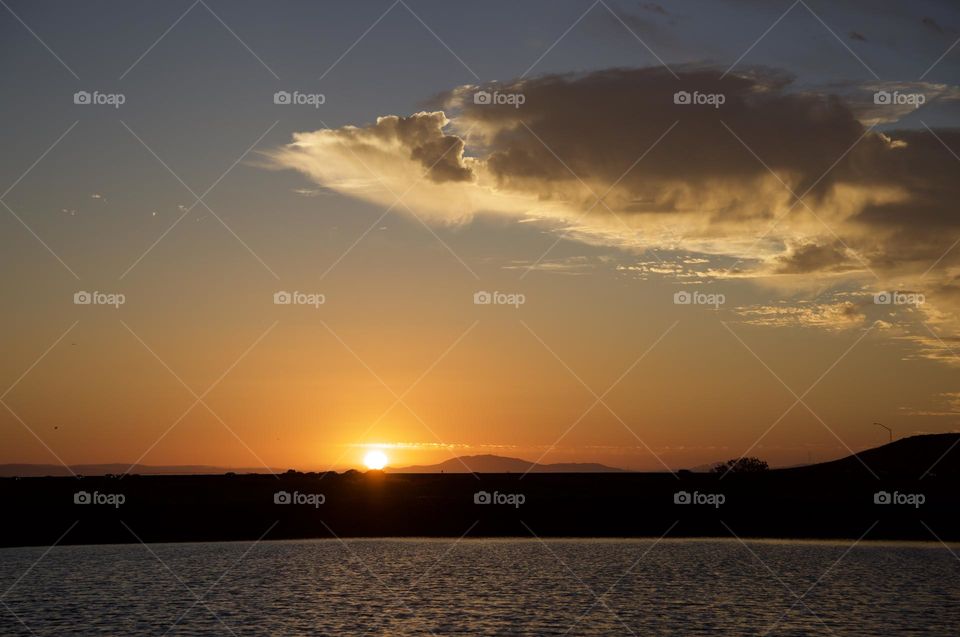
[873, 422, 892, 444]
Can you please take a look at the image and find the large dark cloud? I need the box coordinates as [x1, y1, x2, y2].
[437, 67, 960, 271]
[271, 64, 960, 358]
[447, 67, 888, 210]
[275, 67, 960, 281]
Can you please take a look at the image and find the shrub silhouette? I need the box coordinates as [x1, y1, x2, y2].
[710, 457, 769, 474]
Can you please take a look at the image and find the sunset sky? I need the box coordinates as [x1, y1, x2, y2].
[2, 0, 960, 472]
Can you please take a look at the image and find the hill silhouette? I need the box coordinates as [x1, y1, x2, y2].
[385, 454, 624, 473]
[782, 433, 960, 478]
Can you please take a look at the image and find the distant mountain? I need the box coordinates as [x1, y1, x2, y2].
[782, 433, 960, 478]
[385, 454, 624, 473]
[0, 464, 285, 477]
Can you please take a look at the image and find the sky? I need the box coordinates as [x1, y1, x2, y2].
[1, 0, 959, 472]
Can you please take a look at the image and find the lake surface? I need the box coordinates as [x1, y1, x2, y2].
[1, 538, 957, 635]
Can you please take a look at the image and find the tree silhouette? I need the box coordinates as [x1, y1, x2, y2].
[710, 457, 769, 474]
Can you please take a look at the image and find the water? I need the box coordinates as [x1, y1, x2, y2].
[1, 538, 957, 635]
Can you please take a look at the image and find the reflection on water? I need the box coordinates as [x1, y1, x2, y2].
[1, 538, 958, 635]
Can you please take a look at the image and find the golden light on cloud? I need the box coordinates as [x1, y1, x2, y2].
[363, 450, 388, 470]
[267, 67, 960, 369]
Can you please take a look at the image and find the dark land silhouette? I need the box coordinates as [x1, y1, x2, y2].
[1, 434, 957, 547]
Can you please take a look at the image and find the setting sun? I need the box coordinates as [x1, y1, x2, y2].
[363, 450, 388, 470]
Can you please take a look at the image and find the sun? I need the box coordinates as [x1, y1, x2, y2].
[363, 450, 388, 470]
